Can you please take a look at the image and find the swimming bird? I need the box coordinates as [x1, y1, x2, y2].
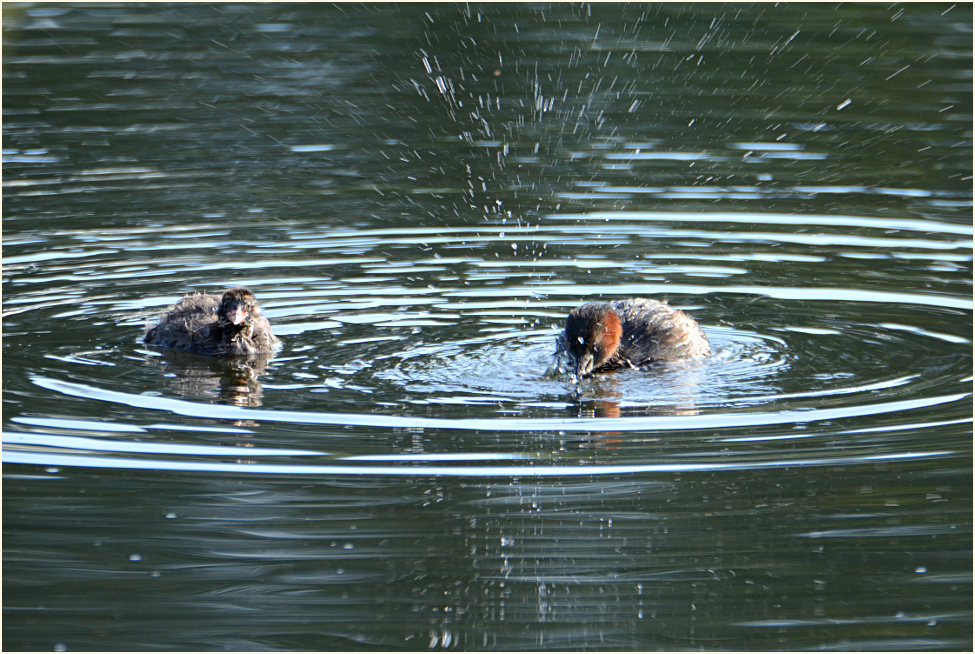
[144, 287, 279, 356]
[557, 298, 710, 378]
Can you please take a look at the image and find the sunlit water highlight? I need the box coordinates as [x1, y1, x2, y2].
[5, 209, 971, 478]
[3, 3, 971, 651]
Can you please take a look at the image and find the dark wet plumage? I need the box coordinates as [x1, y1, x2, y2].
[144, 287, 279, 356]
[557, 298, 711, 378]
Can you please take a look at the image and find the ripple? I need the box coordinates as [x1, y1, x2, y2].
[3, 431, 318, 457]
[27, 375, 969, 433]
[3, 208, 970, 479]
[1, 430, 955, 477]
[4, 5, 972, 650]
[371, 324, 789, 411]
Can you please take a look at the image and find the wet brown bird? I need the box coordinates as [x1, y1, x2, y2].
[557, 298, 711, 378]
[144, 287, 279, 356]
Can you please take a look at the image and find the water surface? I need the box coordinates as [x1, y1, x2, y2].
[3, 3, 972, 651]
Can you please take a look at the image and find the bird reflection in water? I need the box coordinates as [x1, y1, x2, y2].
[145, 349, 273, 414]
[563, 360, 710, 450]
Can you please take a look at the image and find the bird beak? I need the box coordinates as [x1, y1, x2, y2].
[573, 351, 594, 379]
[228, 306, 248, 325]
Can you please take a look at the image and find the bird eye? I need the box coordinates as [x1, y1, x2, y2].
[576, 336, 585, 344]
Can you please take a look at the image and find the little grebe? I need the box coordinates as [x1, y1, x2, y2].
[557, 298, 711, 378]
[144, 287, 279, 356]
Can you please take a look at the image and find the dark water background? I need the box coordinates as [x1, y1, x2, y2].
[3, 3, 972, 650]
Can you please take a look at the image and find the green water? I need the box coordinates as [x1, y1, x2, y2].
[3, 3, 971, 650]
